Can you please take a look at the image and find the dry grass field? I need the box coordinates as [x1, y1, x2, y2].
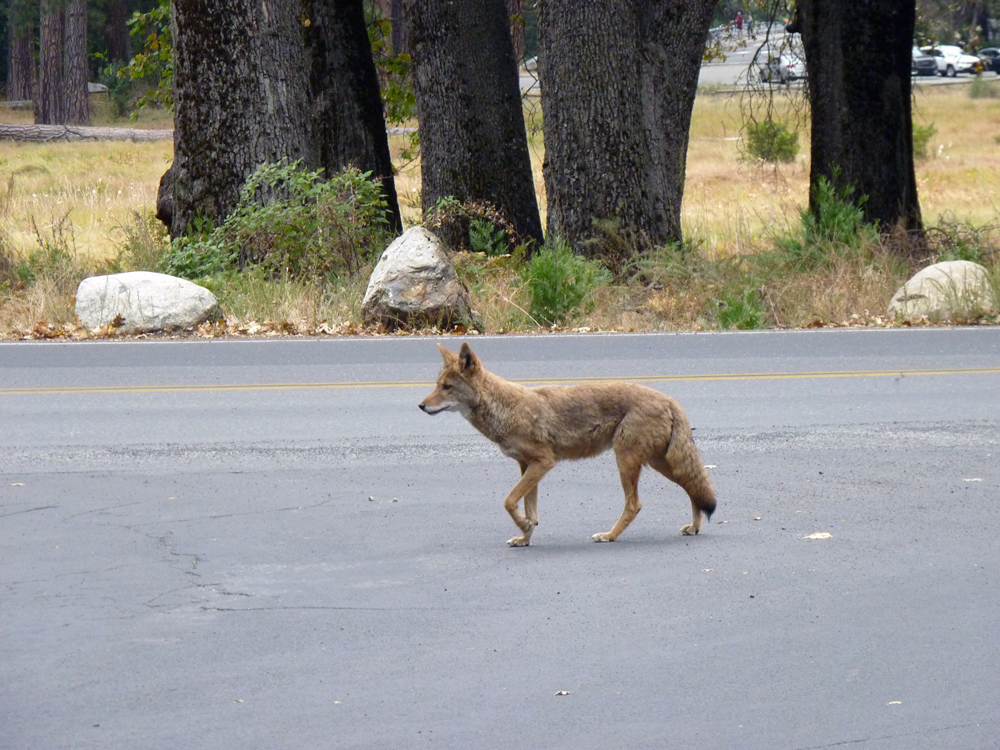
[1, 80, 999, 337]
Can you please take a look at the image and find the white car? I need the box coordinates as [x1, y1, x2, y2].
[921, 45, 982, 77]
[756, 52, 806, 83]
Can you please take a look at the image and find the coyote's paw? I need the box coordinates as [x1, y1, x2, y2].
[591, 532, 615, 543]
[507, 535, 531, 547]
[680, 524, 700, 536]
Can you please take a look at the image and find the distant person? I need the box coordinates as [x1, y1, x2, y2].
[747, 15, 754, 37]
[735, 11, 744, 36]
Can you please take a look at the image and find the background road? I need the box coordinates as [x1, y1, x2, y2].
[2, 329, 999, 749]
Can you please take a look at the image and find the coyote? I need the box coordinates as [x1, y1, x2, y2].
[419, 343, 716, 546]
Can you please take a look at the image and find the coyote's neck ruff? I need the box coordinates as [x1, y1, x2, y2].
[420, 342, 716, 547]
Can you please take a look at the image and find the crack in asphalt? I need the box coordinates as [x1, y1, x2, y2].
[790, 720, 986, 749]
[0, 504, 58, 518]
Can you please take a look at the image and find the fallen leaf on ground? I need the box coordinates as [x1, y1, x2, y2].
[804, 532, 832, 540]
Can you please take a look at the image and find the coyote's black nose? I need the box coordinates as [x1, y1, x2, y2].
[419, 403, 428, 412]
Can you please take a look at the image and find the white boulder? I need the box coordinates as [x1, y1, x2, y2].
[75, 271, 220, 333]
[362, 227, 473, 329]
[887, 260, 995, 323]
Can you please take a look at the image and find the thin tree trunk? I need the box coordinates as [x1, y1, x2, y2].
[508, 0, 525, 62]
[104, 0, 131, 63]
[390, 0, 406, 54]
[36, 0, 64, 125]
[7, 0, 35, 102]
[539, 0, 715, 266]
[63, 0, 90, 125]
[405, 0, 543, 249]
[795, 0, 923, 242]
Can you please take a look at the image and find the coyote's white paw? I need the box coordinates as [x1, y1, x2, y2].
[591, 532, 615, 543]
[507, 536, 531, 547]
[680, 524, 700, 536]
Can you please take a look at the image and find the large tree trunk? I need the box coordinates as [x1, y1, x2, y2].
[302, 0, 402, 232]
[63, 0, 90, 125]
[539, 0, 716, 267]
[405, 0, 544, 249]
[36, 0, 65, 124]
[171, 0, 307, 236]
[6, 0, 35, 102]
[795, 0, 923, 241]
[169, 0, 400, 238]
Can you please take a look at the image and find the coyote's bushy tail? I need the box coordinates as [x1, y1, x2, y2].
[665, 405, 716, 519]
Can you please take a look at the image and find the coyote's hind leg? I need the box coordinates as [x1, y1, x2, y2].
[592, 453, 642, 542]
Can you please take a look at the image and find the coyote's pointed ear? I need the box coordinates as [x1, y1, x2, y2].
[458, 342, 480, 374]
[438, 343, 459, 365]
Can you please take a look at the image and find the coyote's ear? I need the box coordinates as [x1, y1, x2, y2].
[458, 342, 480, 374]
[438, 343, 459, 365]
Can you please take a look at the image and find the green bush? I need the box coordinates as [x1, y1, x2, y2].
[715, 290, 767, 330]
[469, 218, 510, 257]
[525, 236, 610, 326]
[930, 216, 995, 264]
[913, 122, 937, 159]
[776, 172, 878, 269]
[164, 161, 395, 282]
[745, 118, 799, 163]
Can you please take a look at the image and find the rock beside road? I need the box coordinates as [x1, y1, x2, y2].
[887, 260, 996, 323]
[362, 227, 475, 330]
[75, 271, 220, 333]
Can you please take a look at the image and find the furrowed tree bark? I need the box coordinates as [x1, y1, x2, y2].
[169, 0, 400, 238]
[794, 0, 923, 243]
[63, 0, 90, 125]
[6, 0, 36, 102]
[171, 0, 310, 237]
[405, 0, 543, 250]
[539, 0, 716, 267]
[37, 0, 65, 124]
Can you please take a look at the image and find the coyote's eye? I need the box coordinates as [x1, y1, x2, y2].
[442, 383, 452, 391]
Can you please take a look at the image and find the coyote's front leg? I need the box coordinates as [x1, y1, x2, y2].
[504, 460, 552, 547]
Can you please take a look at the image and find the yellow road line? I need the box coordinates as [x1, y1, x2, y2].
[1, 367, 998, 396]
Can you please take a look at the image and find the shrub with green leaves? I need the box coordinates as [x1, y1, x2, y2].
[913, 122, 937, 160]
[525, 237, 610, 326]
[776, 172, 878, 269]
[745, 118, 799, 163]
[469, 218, 510, 257]
[715, 289, 767, 330]
[163, 161, 395, 282]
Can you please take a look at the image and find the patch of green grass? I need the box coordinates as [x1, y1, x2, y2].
[525, 235, 611, 326]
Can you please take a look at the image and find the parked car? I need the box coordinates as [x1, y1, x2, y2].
[921, 45, 983, 76]
[757, 52, 806, 83]
[912, 46, 938, 76]
[979, 47, 1000, 73]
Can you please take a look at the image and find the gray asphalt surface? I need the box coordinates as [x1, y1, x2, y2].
[2, 329, 999, 749]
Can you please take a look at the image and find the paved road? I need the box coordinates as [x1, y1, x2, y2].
[2, 330, 999, 749]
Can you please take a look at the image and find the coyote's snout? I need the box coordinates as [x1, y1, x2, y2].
[420, 343, 716, 547]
